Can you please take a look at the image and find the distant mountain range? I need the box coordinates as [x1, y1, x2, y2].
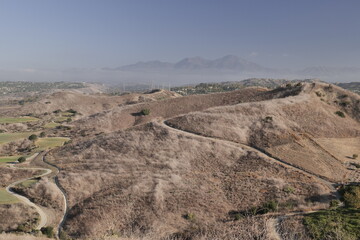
[102, 55, 360, 82]
[104, 55, 274, 73]
[297, 66, 360, 76]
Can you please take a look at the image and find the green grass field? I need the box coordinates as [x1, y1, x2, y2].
[0, 132, 37, 144]
[0, 117, 39, 124]
[54, 117, 70, 123]
[61, 112, 74, 117]
[43, 122, 61, 128]
[35, 137, 70, 151]
[18, 179, 38, 188]
[0, 188, 19, 204]
[0, 155, 22, 163]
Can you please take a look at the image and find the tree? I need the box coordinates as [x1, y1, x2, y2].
[28, 134, 38, 141]
[18, 156, 26, 163]
[41, 226, 54, 238]
[141, 109, 151, 116]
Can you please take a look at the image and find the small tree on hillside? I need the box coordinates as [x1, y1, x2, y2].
[18, 156, 26, 163]
[28, 134, 38, 141]
[141, 109, 151, 116]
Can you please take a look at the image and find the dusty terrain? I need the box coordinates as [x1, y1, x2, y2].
[20, 89, 180, 117]
[38, 82, 359, 239]
[53, 122, 332, 239]
[1, 81, 359, 239]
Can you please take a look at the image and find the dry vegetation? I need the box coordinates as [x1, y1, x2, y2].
[52, 121, 332, 239]
[20, 89, 180, 117]
[0, 203, 38, 232]
[1, 82, 360, 239]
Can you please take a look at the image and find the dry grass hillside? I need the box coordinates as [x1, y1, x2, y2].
[52, 120, 333, 239]
[166, 82, 360, 181]
[4, 82, 357, 239]
[74, 86, 304, 133]
[20, 89, 180, 117]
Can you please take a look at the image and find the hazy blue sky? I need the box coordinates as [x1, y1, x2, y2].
[0, 0, 359, 80]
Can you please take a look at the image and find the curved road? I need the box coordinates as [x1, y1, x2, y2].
[5, 152, 67, 237]
[5, 164, 51, 230]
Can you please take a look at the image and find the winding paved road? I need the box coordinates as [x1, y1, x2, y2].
[5, 163, 51, 230]
[5, 152, 68, 238]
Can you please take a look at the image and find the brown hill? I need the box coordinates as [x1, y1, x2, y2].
[166, 82, 360, 181]
[52, 122, 332, 239]
[47, 82, 356, 239]
[74, 85, 303, 133]
[20, 89, 180, 117]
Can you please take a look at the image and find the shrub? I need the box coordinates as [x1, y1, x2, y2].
[28, 134, 38, 141]
[66, 118, 72, 123]
[351, 162, 360, 168]
[234, 213, 242, 221]
[353, 154, 358, 159]
[39, 132, 46, 138]
[264, 116, 273, 122]
[41, 226, 54, 238]
[283, 185, 295, 194]
[342, 185, 360, 208]
[335, 111, 345, 118]
[17, 156, 26, 163]
[141, 109, 151, 116]
[66, 109, 77, 114]
[261, 200, 278, 213]
[53, 109, 61, 114]
[339, 101, 349, 107]
[329, 199, 340, 209]
[184, 213, 195, 221]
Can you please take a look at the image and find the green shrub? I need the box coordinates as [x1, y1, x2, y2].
[184, 213, 195, 221]
[329, 199, 341, 209]
[264, 116, 273, 122]
[262, 200, 278, 213]
[39, 132, 46, 138]
[234, 213, 242, 221]
[304, 208, 360, 240]
[41, 226, 54, 238]
[353, 154, 358, 159]
[18, 156, 26, 163]
[141, 109, 151, 116]
[283, 185, 295, 194]
[343, 186, 360, 208]
[28, 134, 38, 141]
[66, 109, 77, 114]
[335, 111, 345, 118]
[339, 101, 349, 107]
[351, 162, 360, 168]
[53, 109, 61, 114]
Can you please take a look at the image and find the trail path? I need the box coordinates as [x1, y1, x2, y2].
[161, 120, 339, 240]
[5, 157, 51, 230]
[5, 152, 68, 238]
